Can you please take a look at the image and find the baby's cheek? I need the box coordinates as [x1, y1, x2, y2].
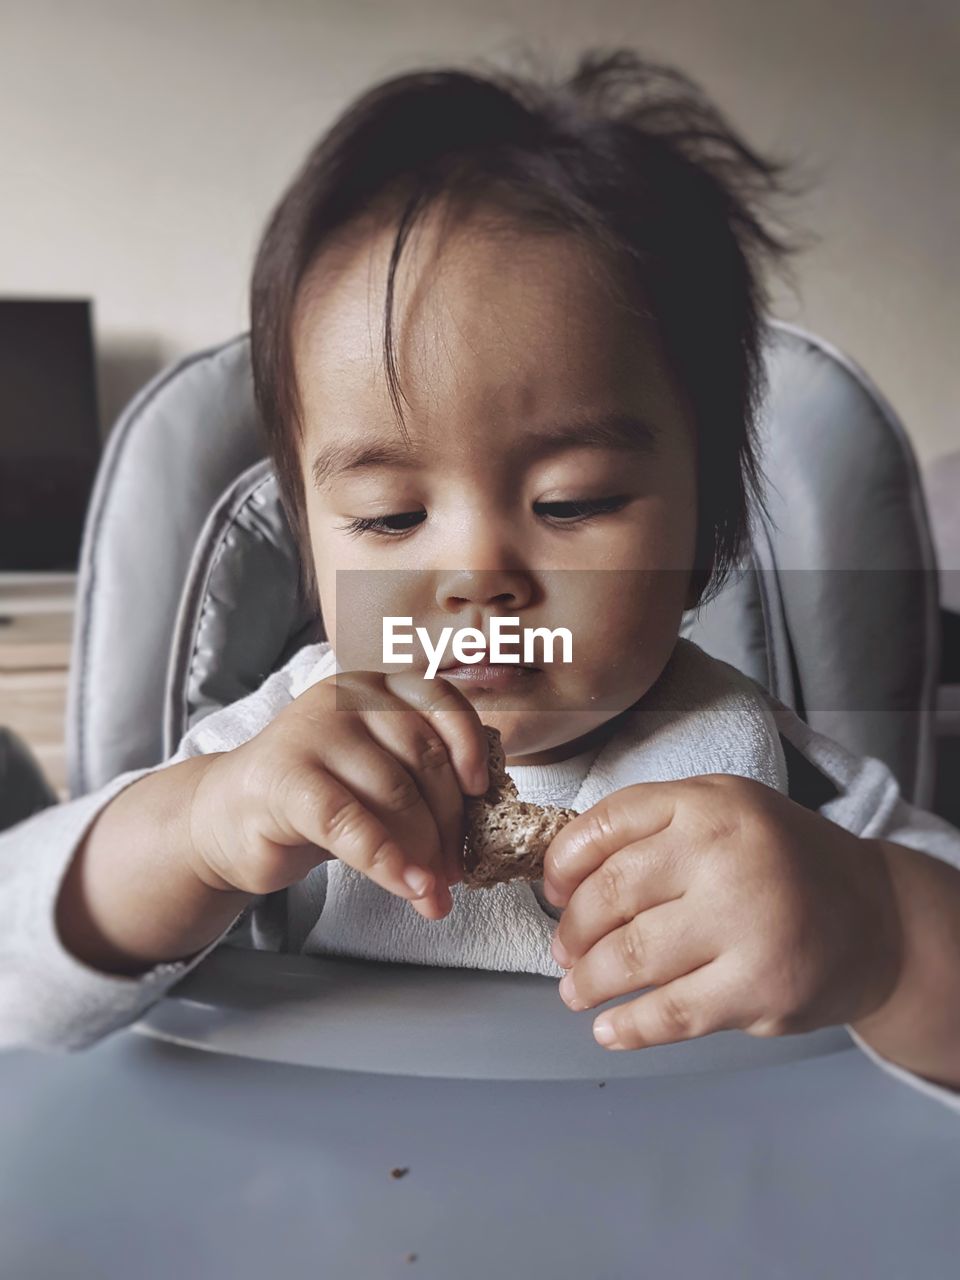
[569, 577, 683, 692]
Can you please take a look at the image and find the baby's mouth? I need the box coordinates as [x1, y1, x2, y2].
[437, 662, 541, 689]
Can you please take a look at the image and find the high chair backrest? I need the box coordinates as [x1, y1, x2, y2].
[65, 322, 940, 808]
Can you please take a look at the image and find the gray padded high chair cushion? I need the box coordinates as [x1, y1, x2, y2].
[684, 322, 939, 806]
[66, 337, 266, 797]
[162, 460, 323, 755]
[68, 321, 939, 807]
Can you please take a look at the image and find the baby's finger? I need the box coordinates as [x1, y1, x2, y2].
[557, 897, 711, 1012]
[383, 671, 490, 797]
[551, 840, 687, 969]
[318, 726, 455, 914]
[542, 782, 683, 908]
[280, 758, 442, 910]
[360, 713, 466, 886]
[587, 960, 739, 1051]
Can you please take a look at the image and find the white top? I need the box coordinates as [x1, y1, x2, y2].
[507, 746, 601, 807]
[1, 638, 958, 1116]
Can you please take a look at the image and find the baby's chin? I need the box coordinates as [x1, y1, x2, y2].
[471, 703, 631, 765]
[435, 669, 650, 762]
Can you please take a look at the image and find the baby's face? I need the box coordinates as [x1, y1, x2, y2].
[292, 205, 698, 763]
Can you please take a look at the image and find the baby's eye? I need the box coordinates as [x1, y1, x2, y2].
[338, 496, 629, 539]
[339, 510, 426, 538]
[534, 495, 629, 523]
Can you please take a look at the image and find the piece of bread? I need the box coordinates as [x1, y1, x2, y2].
[461, 726, 578, 889]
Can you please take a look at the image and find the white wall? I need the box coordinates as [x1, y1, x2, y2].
[1, 0, 956, 462]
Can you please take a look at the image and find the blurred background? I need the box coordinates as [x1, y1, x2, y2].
[0, 0, 956, 803]
[0, 0, 956, 457]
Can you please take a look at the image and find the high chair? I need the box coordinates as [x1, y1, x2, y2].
[1, 322, 956, 1280]
[67, 320, 940, 808]
[42, 311, 942, 1062]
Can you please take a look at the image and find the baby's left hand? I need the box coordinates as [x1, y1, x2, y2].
[542, 775, 904, 1050]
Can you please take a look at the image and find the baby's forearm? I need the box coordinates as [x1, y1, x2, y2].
[55, 755, 255, 976]
[850, 839, 960, 1090]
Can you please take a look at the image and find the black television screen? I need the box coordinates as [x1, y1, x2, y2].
[0, 298, 102, 572]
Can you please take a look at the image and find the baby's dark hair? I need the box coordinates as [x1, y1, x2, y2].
[250, 47, 803, 611]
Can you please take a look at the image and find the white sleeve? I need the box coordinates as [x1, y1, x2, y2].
[0, 652, 322, 1054]
[770, 699, 960, 1114]
[0, 759, 251, 1053]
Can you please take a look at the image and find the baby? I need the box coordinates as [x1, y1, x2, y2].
[2, 49, 959, 1110]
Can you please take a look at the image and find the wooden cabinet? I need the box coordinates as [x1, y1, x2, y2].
[0, 580, 75, 803]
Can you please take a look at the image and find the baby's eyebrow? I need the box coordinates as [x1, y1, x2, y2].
[311, 410, 659, 490]
[521, 412, 660, 461]
[311, 438, 415, 490]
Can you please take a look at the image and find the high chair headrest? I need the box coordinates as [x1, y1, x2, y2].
[67, 323, 938, 806]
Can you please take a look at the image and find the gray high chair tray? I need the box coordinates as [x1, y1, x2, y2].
[1, 951, 958, 1280]
[135, 947, 856, 1078]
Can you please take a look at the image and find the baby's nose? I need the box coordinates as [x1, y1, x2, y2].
[435, 568, 533, 613]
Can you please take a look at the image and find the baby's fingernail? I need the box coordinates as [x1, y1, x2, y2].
[594, 1020, 619, 1047]
[551, 936, 572, 968]
[542, 878, 561, 905]
[403, 867, 434, 898]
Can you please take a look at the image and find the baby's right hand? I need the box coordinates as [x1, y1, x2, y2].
[185, 670, 490, 919]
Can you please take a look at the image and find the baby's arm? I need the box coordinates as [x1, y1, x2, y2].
[767, 698, 960, 1108]
[0, 660, 300, 1049]
[57, 664, 488, 980]
[56, 753, 253, 976]
[1, 658, 486, 1053]
[55, 653, 344, 978]
[0, 758, 249, 1053]
[0, 659, 307, 1053]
